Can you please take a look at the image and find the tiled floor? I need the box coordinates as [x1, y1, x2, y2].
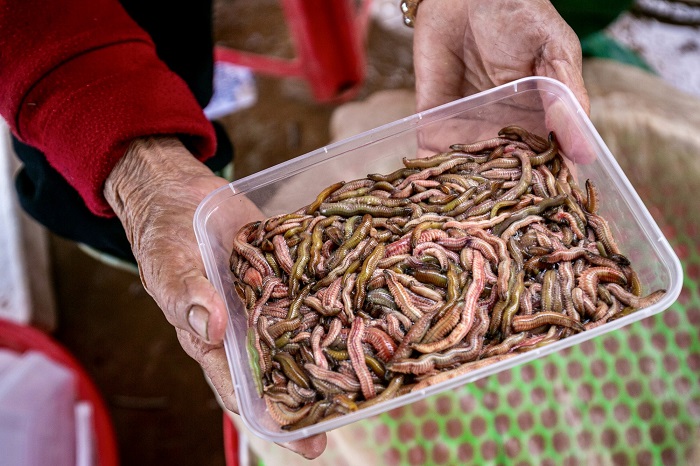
[47, 1, 699, 465]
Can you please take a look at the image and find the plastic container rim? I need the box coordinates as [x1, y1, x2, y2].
[194, 76, 683, 443]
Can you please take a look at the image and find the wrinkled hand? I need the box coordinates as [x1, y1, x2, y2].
[104, 137, 326, 459]
[413, 0, 589, 114]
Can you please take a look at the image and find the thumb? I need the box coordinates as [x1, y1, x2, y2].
[280, 433, 328, 460]
[133, 211, 229, 344]
[551, 59, 590, 116]
[155, 267, 229, 344]
[412, 1, 468, 111]
[104, 137, 231, 344]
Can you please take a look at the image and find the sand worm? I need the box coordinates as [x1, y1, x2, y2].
[230, 127, 666, 429]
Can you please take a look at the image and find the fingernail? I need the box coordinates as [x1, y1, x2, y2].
[188, 305, 210, 341]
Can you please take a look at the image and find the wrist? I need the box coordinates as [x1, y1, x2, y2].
[104, 136, 206, 221]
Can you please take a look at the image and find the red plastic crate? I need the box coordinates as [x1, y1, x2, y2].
[0, 319, 118, 466]
[215, 0, 371, 103]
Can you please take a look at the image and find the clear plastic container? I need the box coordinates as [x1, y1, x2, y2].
[194, 77, 683, 443]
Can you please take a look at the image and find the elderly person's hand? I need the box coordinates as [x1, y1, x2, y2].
[104, 137, 327, 459]
[412, 0, 590, 114]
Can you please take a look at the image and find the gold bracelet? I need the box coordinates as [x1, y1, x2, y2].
[400, 0, 424, 27]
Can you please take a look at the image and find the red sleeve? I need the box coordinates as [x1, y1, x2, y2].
[0, 0, 216, 216]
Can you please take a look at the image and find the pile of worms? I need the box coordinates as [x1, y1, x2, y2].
[230, 126, 666, 431]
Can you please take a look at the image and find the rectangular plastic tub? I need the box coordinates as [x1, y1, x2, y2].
[194, 76, 683, 443]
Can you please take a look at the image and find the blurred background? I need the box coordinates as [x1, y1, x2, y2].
[1, 0, 699, 465]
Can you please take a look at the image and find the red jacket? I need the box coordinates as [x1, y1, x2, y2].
[0, 0, 216, 216]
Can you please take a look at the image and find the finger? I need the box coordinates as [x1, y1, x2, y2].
[176, 328, 239, 413]
[280, 433, 328, 460]
[178, 327, 328, 460]
[139, 233, 229, 344]
[131, 184, 230, 345]
[548, 55, 590, 116]
[164, 265, 229, 343]
[412, 2, 469, 111]
[536, 33, 596, 164]
[535, 16, 590, 116]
